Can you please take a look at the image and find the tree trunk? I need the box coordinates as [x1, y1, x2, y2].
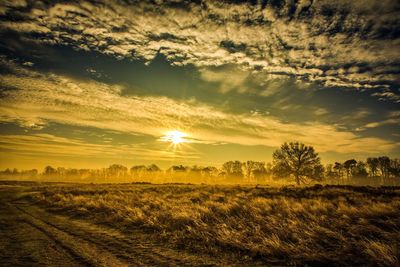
[295, 174, 300, 185]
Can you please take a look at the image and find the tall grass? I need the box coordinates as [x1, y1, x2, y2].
[32, 184, 400, 266]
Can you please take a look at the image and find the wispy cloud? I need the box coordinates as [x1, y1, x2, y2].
[200, 67, 250, 94]
[0, 60, 397, 155]
[0, 133, 200, 161]
[363, 111, 400, 129]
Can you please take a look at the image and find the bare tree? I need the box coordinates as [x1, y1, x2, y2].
[107, 164, 128, 181]
[222, 161, 243, 182]
[366, 157, 379, 177]
[272, 142, 323, 185]
[242, 161, 266, 183]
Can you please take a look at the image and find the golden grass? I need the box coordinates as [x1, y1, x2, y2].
[31, 184, 400, 266]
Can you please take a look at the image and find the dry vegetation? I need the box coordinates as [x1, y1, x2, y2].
[29, 184, 400, 266]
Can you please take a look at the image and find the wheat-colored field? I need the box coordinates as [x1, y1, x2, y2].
[24, 183, 399, 266]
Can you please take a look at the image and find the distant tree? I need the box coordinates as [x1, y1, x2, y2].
[272, 142, 323, 185]
[23, 169, 38, 177]
[242, 161, 253, 181]
[201, 166, 218, 176]
[146, 164, 161, 172]
[222, 161, 243, 182]
[312, 164, 325, 181]
[333, 162, 345, 182]
[325, 164, 335, 180]
[242, 161, 267, 183]
[107, 164, 128, 179]
[131, 165, 146, 172]
[57, 167, 66, 177]
[352, 161, 368, 179]
[366, 157, 379, 177]
[130, 165, 147, 179]
[389, 158, 400, 178]
[201, 166, 219, 183]
[251, 162, 268, 183]
[343, 159, 357, 181]
[168, 165, 188, 172]
[377, 156, 391, 183]
[189, 165, 202, 174]
[218, 171, 227, 179]
[326, 163, 342, 183]
[3, 168, 12, 175]
[166, 165, 189, 183]
[78, 169, 91, 180]
[265, 162, 273, 176]
[44, 166, 56, 175]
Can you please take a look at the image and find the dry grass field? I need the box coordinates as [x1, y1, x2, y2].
[11, 183, 397, 266]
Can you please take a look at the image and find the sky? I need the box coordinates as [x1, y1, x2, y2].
[0, 0, 399, 170]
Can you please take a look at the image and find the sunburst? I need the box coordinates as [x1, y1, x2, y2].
[160, 130, 189, 145]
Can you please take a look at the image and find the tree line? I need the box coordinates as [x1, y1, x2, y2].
[1, 142, 399, 185]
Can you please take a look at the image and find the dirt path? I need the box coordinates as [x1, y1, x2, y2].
[0, 186, 223, 267]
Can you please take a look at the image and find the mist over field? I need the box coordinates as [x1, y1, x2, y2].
[2, 145, 399, 186]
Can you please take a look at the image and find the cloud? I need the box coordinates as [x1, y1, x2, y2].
[363, 111, 400, 129]
[0, 133, 200, 161]
[313, 108, 329, 116]
[0, 60, 398, 155]
[364, 119, 400, 128]
[372, 90, 400, 103]
[200, 67, 250, 93]
[0, 0, 399, 98]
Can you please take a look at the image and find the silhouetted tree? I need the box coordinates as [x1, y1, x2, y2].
[201, 166, 218, 176]
[168, 165, 188, 172]
[352, 161, 368, 179]
[343, 159, 357, 181]
[377, 156, 391, 183]
[272, 142, 323, 185]
[333, 162, 345, 182]
[2, 168, 12, 175]
[44, 166, 56, 175]
[147, 164, 161, 172]
[389, 159, 400, 178]
[366, 157, 379, 177]
[325, 164, 336, 180]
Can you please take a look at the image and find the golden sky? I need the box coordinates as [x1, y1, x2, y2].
[0, 0, 399, 169]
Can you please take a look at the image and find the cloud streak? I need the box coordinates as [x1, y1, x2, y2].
[0, 132, 198, 159]
[0, 60, 397, 156]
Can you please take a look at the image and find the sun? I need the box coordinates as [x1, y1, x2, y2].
[161, 130, 188, 145]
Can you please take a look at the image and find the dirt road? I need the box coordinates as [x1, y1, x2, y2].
[0, 186, 223, 267]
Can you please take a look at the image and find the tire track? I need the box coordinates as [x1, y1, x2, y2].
[10, 203, 132, 267]
[11, 202, 219, 266]
[21, 219, 96, 267]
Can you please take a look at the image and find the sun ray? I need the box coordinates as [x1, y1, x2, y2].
[160, 130, 190, 146]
